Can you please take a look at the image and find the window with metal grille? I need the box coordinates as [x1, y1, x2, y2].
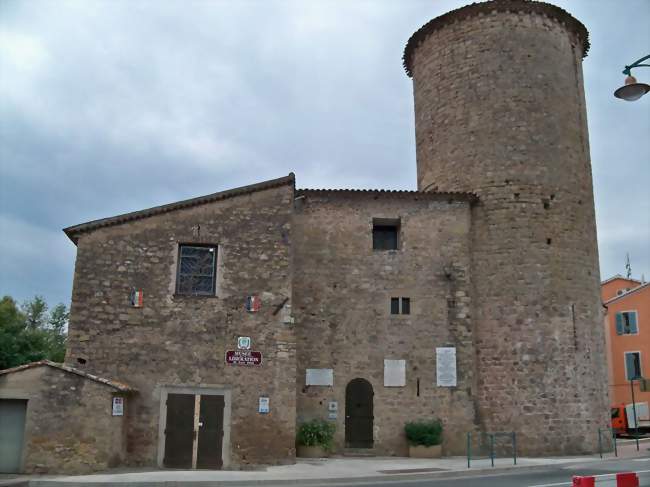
[176, 245, 217, 295]
[373, 218, 400, 250]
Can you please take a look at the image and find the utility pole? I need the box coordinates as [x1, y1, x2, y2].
[630, 377, 640, 451]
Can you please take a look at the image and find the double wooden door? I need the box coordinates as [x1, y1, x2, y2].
[163, 393, 224, 469]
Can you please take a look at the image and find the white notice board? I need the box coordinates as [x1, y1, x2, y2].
[436, 347, 457, 387]
[306, 368, 333, 386]
[384, 359, 406, 387]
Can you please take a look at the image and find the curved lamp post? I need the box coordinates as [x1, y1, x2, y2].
[614, 54, 650, 101]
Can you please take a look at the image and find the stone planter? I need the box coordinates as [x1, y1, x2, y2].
[409, 444, 442, 458]
[297, 445, 328, 458]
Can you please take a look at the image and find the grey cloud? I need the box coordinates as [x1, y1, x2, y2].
[1, 0, 648, 306]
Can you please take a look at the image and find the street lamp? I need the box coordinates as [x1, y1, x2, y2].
[614, 54, 650, 101]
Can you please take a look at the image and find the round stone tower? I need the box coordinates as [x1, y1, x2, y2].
[404, 1, 609, 454]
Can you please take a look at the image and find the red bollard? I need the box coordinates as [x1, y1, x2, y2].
[617, 472, 640, 487]
[572, 476, 595, 487]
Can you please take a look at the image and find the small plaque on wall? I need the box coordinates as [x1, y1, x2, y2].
[259, 396, 270, 414]
[306, 368, 333, 386]
[436, 347, 457, 387]
[384, 359, 406, 387]
[112, 397, 124, 416]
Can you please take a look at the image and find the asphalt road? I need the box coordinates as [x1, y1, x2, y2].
[287, 456, 650, 487]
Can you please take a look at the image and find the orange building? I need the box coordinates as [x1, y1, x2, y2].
[602, 275, 650, 407]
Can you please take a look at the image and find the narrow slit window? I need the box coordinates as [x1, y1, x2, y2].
[390, 297, 400, 315]
[402, 297, 410, 315]
[176, 244, 217, 296]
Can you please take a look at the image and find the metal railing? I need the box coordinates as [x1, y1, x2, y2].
[466, 431, 516, 468]
[466, 429, 628, 468]
[597, 427, 617, 458]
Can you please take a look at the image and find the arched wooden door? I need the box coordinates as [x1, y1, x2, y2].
[345, 378, 374, 448]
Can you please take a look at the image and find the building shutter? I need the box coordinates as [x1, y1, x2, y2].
[626, 353, 641, 380]
[615, 313, 624, 335]
[626, 353, 634, 379]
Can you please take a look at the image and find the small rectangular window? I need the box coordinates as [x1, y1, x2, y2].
[390, 297, 410, 315]
[373, 218, 400, 250]
[176, 244, 217, 295]
[625, 352, 642, 380]
[615, 311, 638, 335]
[401, 297, 410, 315]
[390, 297, 400, 315]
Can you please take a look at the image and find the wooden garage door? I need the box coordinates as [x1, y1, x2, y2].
[0, 399, 27, 473]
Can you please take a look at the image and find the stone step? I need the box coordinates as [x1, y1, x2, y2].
[342, 448, 375, 457]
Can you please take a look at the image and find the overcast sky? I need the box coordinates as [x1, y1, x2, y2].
[1, 0, 649, 307]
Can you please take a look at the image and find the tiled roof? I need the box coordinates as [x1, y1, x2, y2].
[601, 274, 642, 286]
[403, 0, 590, 77]
[63, 173, 295, 244]
[297, 188, 477, 202]
[603, 282, 649, 306]
[0, 360, 136, 392]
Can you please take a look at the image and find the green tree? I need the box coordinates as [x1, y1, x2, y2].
[23, 295, 48, 330]
[0, 296, 68, 370]
[46, 303, 69, 362]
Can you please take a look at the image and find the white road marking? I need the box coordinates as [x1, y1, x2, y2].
[528, 469, 650, 487]
[617, 437, 650, 444]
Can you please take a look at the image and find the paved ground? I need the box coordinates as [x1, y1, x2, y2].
[1, 438, 647, 487]
[294, 457, 650, 486]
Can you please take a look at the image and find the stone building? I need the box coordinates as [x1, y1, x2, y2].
[0, 0, 610, 474]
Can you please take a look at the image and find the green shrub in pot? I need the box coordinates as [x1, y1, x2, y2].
[404, 419, 443, 458]
[297, 419, 336, 452]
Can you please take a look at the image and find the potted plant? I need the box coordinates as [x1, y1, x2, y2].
[296, 419, 336, 458]
[405, 419, 443, 458]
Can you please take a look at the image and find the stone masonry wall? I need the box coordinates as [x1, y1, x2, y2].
[409, 6, 610, 454]
[65, 182, 296, 468]
[293, 191, 477, 455]
[0, 366, 127, 474]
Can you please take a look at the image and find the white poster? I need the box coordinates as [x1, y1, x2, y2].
[306, 368, 334, 386]
[259, 396, 270, 414]
[112, 396, 124, 416]
[436, 347, 457, 387]
[384, 359, 406, 387]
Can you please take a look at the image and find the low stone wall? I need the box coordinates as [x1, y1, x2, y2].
[0, 365, 129, 474]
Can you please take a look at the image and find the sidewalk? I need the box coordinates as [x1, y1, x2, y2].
[2, 439, 648, 487]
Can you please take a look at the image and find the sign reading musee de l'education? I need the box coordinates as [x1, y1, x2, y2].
[225, 350, 262, 366]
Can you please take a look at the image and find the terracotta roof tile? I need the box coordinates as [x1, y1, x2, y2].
[297, 188, 478, 202]
[63, 173, 295, 244]
[0, 360, 136, 392]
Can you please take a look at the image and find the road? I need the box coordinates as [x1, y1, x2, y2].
[284, 456, 650, 487]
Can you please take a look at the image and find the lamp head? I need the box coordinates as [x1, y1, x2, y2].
[614, 75, 650, 101]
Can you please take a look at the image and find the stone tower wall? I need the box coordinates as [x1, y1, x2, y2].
[405, 1, 609, 454]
